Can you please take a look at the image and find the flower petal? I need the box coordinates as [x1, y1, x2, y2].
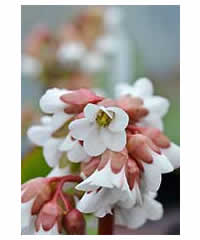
[40, 88, 69, 114]
[77, 190, 105, 214]
[142, 162, 162, 192]
[43, 138, 63, 167]
[161, 142, 180, 169]
[84, 103, 100, 122]
[27, 126, 52, 146]
[139, 114, 164, 131]
[115, 206, 146, 229]
[51, 111, 73, 131]
[68, 142, 90, 163]
[107, 107, 129, 132]
[144, 96, 170, 117]
[84, 126, 106, 156]
[151, 150, 174, 173]
[100, 128, 126, 152]
[115, 83, 135, 97]
[131, 78, 154, 98]
[47, 166, 69, 177]
[117, 180, 138, 209]
[143, 194, 163, 220]
[78, 187, 130, 218]
[76, 161, 127, 191]
[69, 118, 91, 140]
[59, 134, 77, 151]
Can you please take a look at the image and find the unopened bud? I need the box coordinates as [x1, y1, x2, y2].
[138, 127, 170, 149]
[116, 96, 148, 122]
[63, 209, 85, 235]
[127, 134, 160, 163]
[21, 178, 52, 215]
[35, 201, 63, 232]
[61, 89, 103, 115]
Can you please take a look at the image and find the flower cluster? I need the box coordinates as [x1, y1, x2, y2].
[25, 78, 180, 233]
[22, 7, 124, 90]
[21, 175, 85, 235]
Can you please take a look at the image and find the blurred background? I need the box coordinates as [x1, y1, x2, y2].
[21, 5, 180, 235]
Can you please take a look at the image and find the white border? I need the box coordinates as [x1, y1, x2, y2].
[5, 0, 200, 239]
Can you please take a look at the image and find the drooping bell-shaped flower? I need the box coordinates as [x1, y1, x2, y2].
[21, 178, 52, 231]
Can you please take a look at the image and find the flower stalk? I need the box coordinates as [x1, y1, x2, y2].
[98, 213, 114, 235]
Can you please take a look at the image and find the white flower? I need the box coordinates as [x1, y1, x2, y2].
[57, 42, 86, 66]
[28, 88, 90, 166]
[59, 133, 90, 163]
[77, 183, 141, 218]
[141, 150, 173, 192]
[115, 192, 163, 229]
[28, 89, 72, 167]
[127, 133, 179, 193]
[39, 88, 70, 115]
[69, 103, 129, 156]
[161, 142, 180, 169]
[115, 78, 170, 130]
[76, 159, 129, 191]
[27, 116, 64, 167]
[142, 142, 180, 192]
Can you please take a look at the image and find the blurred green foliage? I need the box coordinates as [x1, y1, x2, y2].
[164, 100, 180, 145]
[21, 147, 51, 184]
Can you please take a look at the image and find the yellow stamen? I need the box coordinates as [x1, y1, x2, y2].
[96, 110, 112, 127]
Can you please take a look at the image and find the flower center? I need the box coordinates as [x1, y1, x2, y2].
[96, 110, 112, 127]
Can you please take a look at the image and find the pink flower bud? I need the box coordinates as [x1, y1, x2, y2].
[127, 134, 160, 163]
[98, 98, 117, 107]
[21, 178, 52, 215]
[116, 96, 149, 122]
[35, 201, 63, 233]
[63, 209, 86, 235]
[60, 89, 103, 114]
[138, 127, 170, 149]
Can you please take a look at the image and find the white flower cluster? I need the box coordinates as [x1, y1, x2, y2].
[27, 78, 180, 231]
